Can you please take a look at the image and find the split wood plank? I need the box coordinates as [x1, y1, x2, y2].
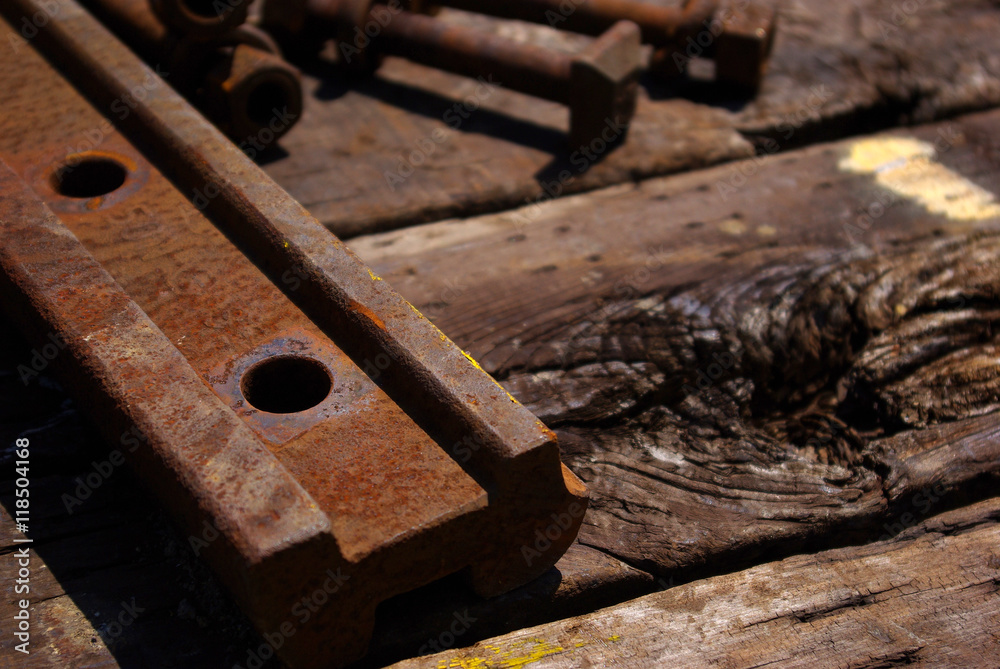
[389, 496, 1000, 668]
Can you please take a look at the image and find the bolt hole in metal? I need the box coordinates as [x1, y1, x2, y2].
[245, 80, 289, 128]
[240, 356, 333, 414]
[182, 0, 226, 18]
[51, 155, 128, 198]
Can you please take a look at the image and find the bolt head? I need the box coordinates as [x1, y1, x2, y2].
[649, 0, 777, 91]
[713, 2, 777, 90]
[568, 20, 642, 150]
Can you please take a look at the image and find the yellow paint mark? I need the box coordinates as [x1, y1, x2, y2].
[435, 638, 568, 669]
[894, 303, 907, 317]
[839, 136, 1000, 221]
[719, 218, 747, 236]
[367, 268, 383, 281]
[462, 350, 484, 372]
[460, 350, 520, 403]
[283, 241, 289, 248]
[756, 225, 777, 237]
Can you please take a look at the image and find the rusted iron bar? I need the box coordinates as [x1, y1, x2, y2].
[265, 0, 643, 147]
[0, 0, 587, 667]
[423, 0, 777, 90]
[82, 0, 302, 143]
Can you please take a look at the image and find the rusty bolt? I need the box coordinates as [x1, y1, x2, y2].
[83, 0, 303, 142]
[149, 0, 253, 40]
[263, 0, 642, 148]
[202, 43, 305, 144]
[419, 0, 777, 91]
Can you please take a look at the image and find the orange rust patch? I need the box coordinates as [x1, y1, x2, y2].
[348, 300, 386, 330]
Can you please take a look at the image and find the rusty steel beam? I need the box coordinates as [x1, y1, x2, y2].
[0, 0, 587, 666]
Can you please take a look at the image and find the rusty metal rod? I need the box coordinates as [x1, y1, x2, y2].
[266, 0, 641, 145]
[377, 8, 574, 103]
[81, 0, 302, 142]
[425, 0, 711, 47]
[423, 0, 777, 89]
[150, 0, 252, 40]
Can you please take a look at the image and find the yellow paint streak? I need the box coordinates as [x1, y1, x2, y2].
[462, 350, 485, 372]
[839, 137, 1000, 221]
[718, 218, 747, 235]
[367, 268, 383, 281]
[462, 350, 522, 404]
[435, 638, 569, 669]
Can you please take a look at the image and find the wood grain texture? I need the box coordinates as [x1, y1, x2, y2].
[352, 109, 1000, 580]
[388, 497, 1000, 668]
[261, 1, 1000, 237]
[5, 100, 1000, 669]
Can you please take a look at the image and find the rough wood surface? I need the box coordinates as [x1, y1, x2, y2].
[261, 0, 1000, 237]
[5, 97, 1000, 669]
[351, 108, 1000, 580]
[388, 497, 1000, 668]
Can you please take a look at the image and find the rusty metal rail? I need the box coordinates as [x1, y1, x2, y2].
[0, 0, 587, 666]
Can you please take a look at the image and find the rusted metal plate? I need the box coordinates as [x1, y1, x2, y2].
[0, 1, 586, 666]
